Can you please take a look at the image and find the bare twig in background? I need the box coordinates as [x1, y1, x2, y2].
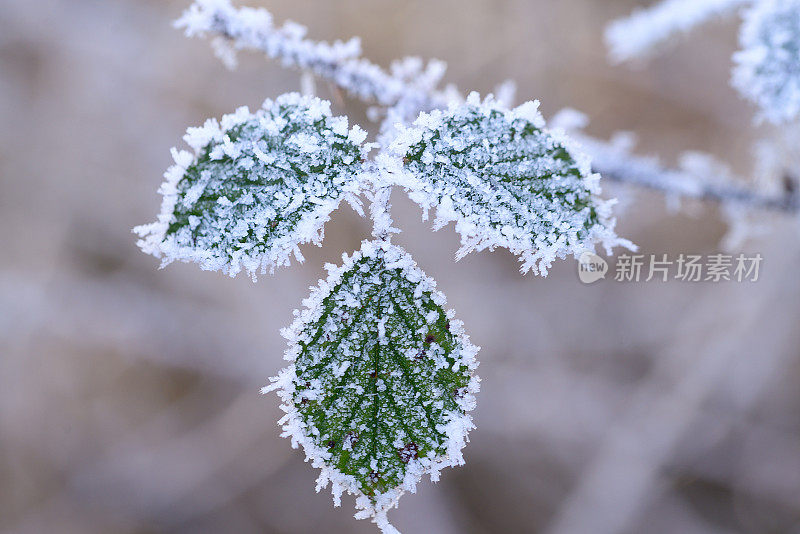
[605, 0, 752, 64]
[578, 132, 800, 213]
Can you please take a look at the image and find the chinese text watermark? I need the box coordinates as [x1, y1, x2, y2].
[577, 253, 762, 284]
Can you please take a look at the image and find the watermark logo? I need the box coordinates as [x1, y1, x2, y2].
[577, 252, 608, 284]
[577, 252, 762, 284]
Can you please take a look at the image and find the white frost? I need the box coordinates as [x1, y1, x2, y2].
[384, 94, 630, 275]
[263, 240, 480, 534]
[733, 0, 800, 124]
[133, 93, 370, 279]
[605, 0, 752, 63]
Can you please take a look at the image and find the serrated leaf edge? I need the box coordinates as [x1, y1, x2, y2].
[133, 93, 370, 279]
[380, 92, 632, 275]
[263, 240, 480, 533]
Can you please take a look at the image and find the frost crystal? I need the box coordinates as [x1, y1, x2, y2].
[733, 0, 800, 124]
[134, 93, 370, 278]
[264, 240, 479, 533]
[385, 93, 627, 275]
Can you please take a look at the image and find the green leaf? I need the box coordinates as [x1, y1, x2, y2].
[134, 92, 370, 278]
[386, 92, 626, 275]
[265, 240, 479, 532]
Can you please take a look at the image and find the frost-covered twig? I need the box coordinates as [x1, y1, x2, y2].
[604, 0, 800, 221]
[605, 0, 752, 63]
[552, 109, 799, 214]
[365, 181, 399, 241]
[583, 135, 798, 213]
[176, 0, 452, 114]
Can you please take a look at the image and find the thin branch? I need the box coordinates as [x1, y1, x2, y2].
[176, 0, 449, 111]
[605, 0, 752, 63]
[573, 131, 800, 213]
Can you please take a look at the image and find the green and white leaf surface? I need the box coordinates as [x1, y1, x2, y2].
[134, 93, 370, 278]
[384, 92, 628, 275]
[265, 240, 479, 533]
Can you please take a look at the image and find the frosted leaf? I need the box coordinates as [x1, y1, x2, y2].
[134, 93, 370, 278]
[733, 0, 800, 124]
[385, 93, 627, 275]
[264, 240, 479, 532]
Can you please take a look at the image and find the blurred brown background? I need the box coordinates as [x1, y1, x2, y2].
[1, 1, 799, 533]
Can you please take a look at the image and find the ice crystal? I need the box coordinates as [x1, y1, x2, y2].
[134, 93, 370, 278]
[733, 0, 800, 124]
[264, 240, 479, 533]
[384, 93, 627, 275]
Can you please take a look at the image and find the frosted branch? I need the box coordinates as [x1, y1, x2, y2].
[366, 185, 399, 241]
[553, 109, 799, 213]
[605, 0, 752, 63]
[176, 0, 451, 112]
